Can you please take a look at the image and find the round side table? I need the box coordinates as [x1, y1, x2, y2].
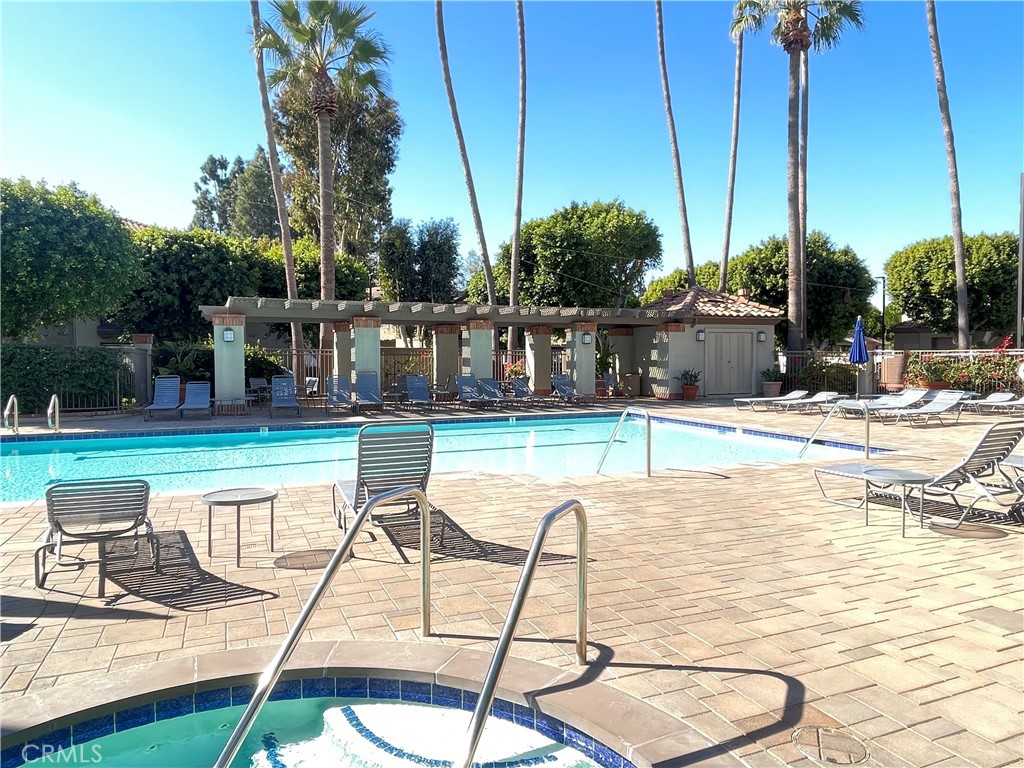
[862, 468, 933, 537]
[202, 487, 278, 567]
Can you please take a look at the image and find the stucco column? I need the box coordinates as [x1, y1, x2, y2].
[352, 316, 381, 381]
[332, 322, 352, 385]
[525, 326, 552, 395]
[131, 334, 154, 405]
[656, 322, 686, 400]
[433, 325, 461, 393]
[608, 328, 634, 377]
[212, 314, 246, 405]
[568, 322, 598, 396]
[462, 320, 494, 380]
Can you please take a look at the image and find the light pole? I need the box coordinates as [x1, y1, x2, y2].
[875, 275, 887, 353]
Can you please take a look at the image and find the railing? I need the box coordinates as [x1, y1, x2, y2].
[596, 407, 651, 477]
[213, 485, 433, 768]
[455, 500, 589, 768]
[798, 400, 870, 460]
[3, 395, 18, 433]
[46, 395, 60, 433]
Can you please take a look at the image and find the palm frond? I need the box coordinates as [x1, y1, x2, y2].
[731, 0, 774, 40]
[810, 0, 864, 51]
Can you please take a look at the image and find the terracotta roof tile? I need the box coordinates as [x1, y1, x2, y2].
[641, 286, 784, 320]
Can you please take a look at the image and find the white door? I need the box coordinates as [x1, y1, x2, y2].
[705, 332, 754, 395]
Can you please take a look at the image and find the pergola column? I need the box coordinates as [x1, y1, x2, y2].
[353, 316, 381, 381]
[608, 327, 634, 377]
[433, 324, 461, 393]
[568, 322, 598, 396]
[525, 326, 552, 395]
[131, 333, 154, 404]
[462, 320, 494, 380]
[212, 313, 246, 401]
[656, 322, 686, 399]
[332, 322, 352, 385]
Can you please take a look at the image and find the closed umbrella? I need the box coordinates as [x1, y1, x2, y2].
[849, 315, 869, 397]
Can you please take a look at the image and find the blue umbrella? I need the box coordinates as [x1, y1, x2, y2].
[849, 315, 869, 397]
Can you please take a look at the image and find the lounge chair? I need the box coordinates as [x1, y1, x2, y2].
[304, 376, 320, 396]
[959, 392, 1017, 414]
[478, 377, 521, 408]
[834, 387, 928, 419]
[456, 375, 499, 408]
[354, 370, 385, 414]
[177, 381, 213, 420]
[330, 422, 443, 541]
[878, 389, 967, 426]
[35, 479, 160, 598]
[405, 375, 438, 410]
[733, 389, 809, 412]
[325, 376, 353, 415]
[552, 373, 596, 404]
[248, 377, 271, 404]
[772, 391, 842, 414]
[269, 375, 302, 418]
[508, 376, 553, 405]
[143, 375, 181, 421]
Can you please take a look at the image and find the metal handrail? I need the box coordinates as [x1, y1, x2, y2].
[798, 399, 870, 460]
[214, 485, 433, 768]
[3, 395, 18, 433]
[46, 394, 60, 433]
[596, 406, 651, 477]
[455, 499, 588, 768]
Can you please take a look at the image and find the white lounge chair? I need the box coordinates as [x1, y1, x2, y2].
[959, 391, 1017, 414]
[733, 390, 809, 412]
[177, 381, 213, 420]
[835, 387, 928, 419]
[878, 389, 967, 426]
[143, 375, 181, 421]
[772, 391, 842, 413]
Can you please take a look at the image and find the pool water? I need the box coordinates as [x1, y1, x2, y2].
[1, 415, 854, 503]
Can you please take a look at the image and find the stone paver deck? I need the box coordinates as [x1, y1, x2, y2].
[1, 400, 1022, 767]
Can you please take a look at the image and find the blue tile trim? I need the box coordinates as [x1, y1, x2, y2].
[4, 676, 634, 768]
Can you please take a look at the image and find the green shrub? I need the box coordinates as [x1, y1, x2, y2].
[245, 343, 287, 381]
[0, 344, 132, 414]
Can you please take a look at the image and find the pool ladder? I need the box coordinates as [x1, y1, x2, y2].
[596, 406, 651, 476]
[4, 395, 18, 433]
[797, 399, 871, 460]
[214, 490, 589, 768]
[47, 394, 60, 433]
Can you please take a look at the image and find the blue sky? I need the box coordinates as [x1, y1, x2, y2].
[3, 1, 1022, 305]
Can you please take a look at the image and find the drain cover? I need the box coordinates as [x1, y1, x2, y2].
[792, 726, 869, 765]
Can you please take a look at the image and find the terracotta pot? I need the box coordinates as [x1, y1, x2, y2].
[918, 379, 950, 390]
[681, 385, 699, 401]
[761, 381, 783, 397]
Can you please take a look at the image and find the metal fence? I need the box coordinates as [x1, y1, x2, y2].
[381, 348, 433, 390]
[59, 346, 137, 412]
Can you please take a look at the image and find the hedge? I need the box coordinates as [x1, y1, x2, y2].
[0, 345, 133, 414]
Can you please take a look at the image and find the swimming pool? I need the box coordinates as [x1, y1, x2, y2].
[1, 414, 864, 503]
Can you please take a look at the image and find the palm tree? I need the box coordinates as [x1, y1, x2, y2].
[925, 0, 969, 349]
[257, 0, 390, 350]
[508, 0, 527, 350]
[249, 0, 302, 355]
[436, 0, 497, 306]
[655, 0, 695, 287]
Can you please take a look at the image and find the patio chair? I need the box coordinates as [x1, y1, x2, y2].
[732, 389, 809, 412]
[552, 373, 596, 404]
[478, 377, 522, 408]
[959, 391, 1017, 415]
[772, 391, 842, 414]
[35, 479, 160, 598]
[878, 389, 968, 426]
[405, 374, 438, 410]
[248, 377, 271, 405]
[354, 370, 385, 414]
[508, 376, 554, 405]
[304, 376, 320, 396]
[456, 375, 498, 408]
[143, 375, 181, 421]
[269, 375, 302, 418]
[330, 421, 443, 542]
[325, 376, 353, 415]
[177, 381, 213, 420]
[834, 387, 929, 419]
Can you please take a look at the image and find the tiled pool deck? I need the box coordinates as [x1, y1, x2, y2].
[1, 400, 1022, 767]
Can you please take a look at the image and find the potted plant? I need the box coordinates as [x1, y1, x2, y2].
[760, 365, 784, 397]
[918, 358, 951, 389]
[674, 369, 701, 401]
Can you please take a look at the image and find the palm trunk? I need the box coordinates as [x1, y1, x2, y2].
[508, 0, 526, 351]
[799, 48, 809, 345]
[317, 110, 336, 351]
[250, 1, 302, 353]
[786, 49, 803, 352]
[719, 30, 743, 293]
[655, 0, 695, 287]
[926, 0, 969, 349]
[436, 0, 497, 307]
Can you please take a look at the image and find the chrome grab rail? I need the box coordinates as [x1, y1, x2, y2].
[798, 400, 870, 460]
[46, 394, 60, 433]
[596, 406, 651, 477]
[214, 485, 432, 768]
[455, 500, 588, 768]
[3, 395, 18, 433]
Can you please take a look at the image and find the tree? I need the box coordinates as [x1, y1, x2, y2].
[655, 0, 695, 288]
[377, 219, 418, 302]
[249, 0, 302, 354]
[466, 200, 662, 309]
[191, 154, 244, 233]
[436, 0, 497, 306]
[231, 147, 279, 240]
[508, 0, 527, 349]
[0, 178, 142, 340]
[886, 233, 1018, 337]
[925, 0, 969, 349]
[258, 0, 390, 350]
[117, 228, 268, 341]
[377, 218, 461, 304]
